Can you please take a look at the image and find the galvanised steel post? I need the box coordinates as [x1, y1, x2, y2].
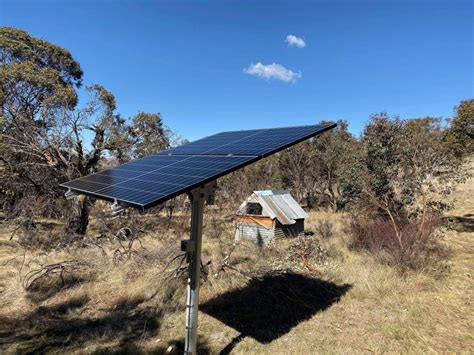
[184, 186, 205, 355]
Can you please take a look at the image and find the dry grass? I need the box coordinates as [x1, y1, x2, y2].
[0, 175, 473, 353]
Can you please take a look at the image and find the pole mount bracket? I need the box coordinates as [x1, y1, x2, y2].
[181, 239, 196, 253]
[187, 181, 216, 205]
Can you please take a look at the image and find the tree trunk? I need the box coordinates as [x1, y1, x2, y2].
[64, 195, 89, 243]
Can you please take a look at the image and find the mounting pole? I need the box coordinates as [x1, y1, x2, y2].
[183, 182, 215, 355]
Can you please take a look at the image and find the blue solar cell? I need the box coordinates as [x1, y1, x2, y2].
[60, 124, 336, 209]
[61, 155, 256, 209]
[160, 125, 333, 157]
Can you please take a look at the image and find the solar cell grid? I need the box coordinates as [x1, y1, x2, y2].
[61, 124, 337, 209]
[61, 154, 256, 208]
[160, 125, 331, 156]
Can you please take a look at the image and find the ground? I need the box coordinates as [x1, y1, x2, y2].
[0, 177, 472, 354]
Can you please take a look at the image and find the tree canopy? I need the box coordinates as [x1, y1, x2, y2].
[0, 27, 172, 241]
[444, 99, 474, 158]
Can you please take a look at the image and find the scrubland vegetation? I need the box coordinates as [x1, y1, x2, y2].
[0, 177, 472, 353]
[1, 27, 473, 353]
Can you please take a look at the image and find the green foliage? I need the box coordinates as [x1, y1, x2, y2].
[0, 27, 470, 257]
[399, 117, 459, 214]
[247, 155, 281, 190]
[361, 113, 403, 201]
[351, 112, 468, 271]
[0, 27, 82, 85]
[0, 28, 171, 240]
[444, 98, 474, 158]
[279, 120, 363, 211]
[131, 112, 169, 158]
[0, 27, 83, 119]
[359, 114, 467, 218]
[0, 27, 85, 221]
[279, 140, 315, 202]
[310, 120, 363, 210]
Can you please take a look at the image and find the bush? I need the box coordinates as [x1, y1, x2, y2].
[315, 220, 334, 239]
[349, 215, 447, 271]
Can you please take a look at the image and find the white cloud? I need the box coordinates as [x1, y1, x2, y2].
[243, 62, 302, 83]
[285, 34, 306, 48]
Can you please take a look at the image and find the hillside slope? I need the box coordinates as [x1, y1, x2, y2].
[209, 177, 473, 353]
[0, 175, 472, 354]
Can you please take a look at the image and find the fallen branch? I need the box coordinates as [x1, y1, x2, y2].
[161, 252, 186, 275]
[22, 259, 90, 290]
[300, 254, 323, 275]
[1, 254, 23, 267]
[9, 224, 23, 241]
[213, 242, 238, 278]
[112, 227, 147, 264]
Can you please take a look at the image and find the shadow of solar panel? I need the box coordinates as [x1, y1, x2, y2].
[61, 124, 336, 209]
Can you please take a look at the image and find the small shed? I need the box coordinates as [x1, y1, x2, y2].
[234, 189, 308, 246]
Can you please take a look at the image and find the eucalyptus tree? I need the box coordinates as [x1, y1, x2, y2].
[131, 112, 170, 158]
[355, 113, 468, 262]
[279, 120, 361, 211]
[279, 140, 315, 203]
[1, 27, 85, 229]
[309, 120, 363, 210]
[0, 28, 141, 242]
[444, 98, 474, 158]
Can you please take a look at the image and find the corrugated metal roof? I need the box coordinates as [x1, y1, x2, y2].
[236, 189, 308, 225]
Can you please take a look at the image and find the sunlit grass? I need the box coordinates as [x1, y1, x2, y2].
[0, 173, 472, 353]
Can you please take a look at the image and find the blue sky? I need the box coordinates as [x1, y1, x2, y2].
[1, 0, 473, 140]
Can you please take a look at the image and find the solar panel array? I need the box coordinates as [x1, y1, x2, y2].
[61, 124, 336, 210]
[159, 125, 331, 157]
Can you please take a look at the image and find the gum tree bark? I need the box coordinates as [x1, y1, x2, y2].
[65, 195, 89, 242]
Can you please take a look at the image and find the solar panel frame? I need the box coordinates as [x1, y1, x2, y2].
[60, 123, 337, 210]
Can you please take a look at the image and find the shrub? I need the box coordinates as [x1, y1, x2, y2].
[315, 220, 334, 239]
[349, 214, 446, 271]
[287, 236, 329, 265]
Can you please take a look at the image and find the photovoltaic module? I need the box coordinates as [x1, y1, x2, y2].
[60, 124, 336, 209]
